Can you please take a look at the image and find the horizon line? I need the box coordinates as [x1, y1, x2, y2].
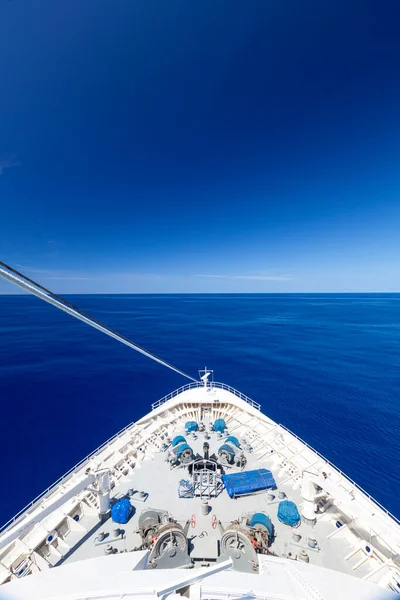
[1, 291, 400, 296]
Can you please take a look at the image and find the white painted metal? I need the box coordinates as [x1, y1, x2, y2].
[0, 382, 399, 599]
[301, 471, 317, 524]
[97, 470, 111, 516]
[279, 423, 400, 525]
[155, 559, 233, 597]
[0, 473, 95, 551]
[1, 552, 398, 599]
[151, 382, 261, 411]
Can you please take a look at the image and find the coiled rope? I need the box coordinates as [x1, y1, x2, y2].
[0, 261, 197, 382]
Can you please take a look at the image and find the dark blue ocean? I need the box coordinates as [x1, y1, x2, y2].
[1, 294, 399, 524]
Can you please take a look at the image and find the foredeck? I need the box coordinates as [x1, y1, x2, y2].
[61, 421, 373, 577]
[0, 383, 399, 596]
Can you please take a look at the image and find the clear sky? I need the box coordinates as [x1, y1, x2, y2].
[1, 0, 400, 293]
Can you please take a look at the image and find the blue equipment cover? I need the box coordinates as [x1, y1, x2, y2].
[111, 498, 133, 524]
[176, 442, 192, 458]
[221, 468, 276, 498]
[225, 435, 240, 447]
[219, 443, 235, 462]
[249, 512, 274, 538]
[185, 421, 198, 432]
[214, 418, 226, 433]
[277, 500, 301, 527]
[172, 435, 186, 447]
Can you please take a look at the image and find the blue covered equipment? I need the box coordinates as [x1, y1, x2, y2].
[225, 435, 240, 447]
[172, 435, 186, 448]
[249, 512, 274, 539]
[213, 418, 226, 433]
[185, 421, 198, 432]
[111, 498, 133, 524]
[176, 442, 193, 459]
[219, 443, 236, 463]
[221, 468, 276, 498]
[277, 500, 301, 527]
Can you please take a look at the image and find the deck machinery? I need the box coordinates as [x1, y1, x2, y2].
[136, 509, 191, 569]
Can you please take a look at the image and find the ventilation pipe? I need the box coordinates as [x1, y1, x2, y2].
[301, 471, 317, 525]
[97, 470, 111, 518]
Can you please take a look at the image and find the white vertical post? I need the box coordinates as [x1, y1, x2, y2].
[301, 472, 317, 525]
[97, 471, 111, 516]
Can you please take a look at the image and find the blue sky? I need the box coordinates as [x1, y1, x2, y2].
[1, 0, 400, 293]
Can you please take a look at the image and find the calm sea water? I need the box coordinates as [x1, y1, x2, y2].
[0, 294, 399, 523]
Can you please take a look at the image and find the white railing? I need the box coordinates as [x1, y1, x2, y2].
[0, 382, 260, 537]
[0, 418, 137, 536]
[1, 381, 398, 544]
[279, 424, 400, 527]
[150, 382, 197, 409]
[151, 381, 261, 411]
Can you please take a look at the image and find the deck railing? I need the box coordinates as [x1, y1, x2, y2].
[279, 424, 400, 527]
[0, 418, 137, 536]
[0, 382, 260, 537]
[5, 384, 398, 538]
[151, 381, 261, 411]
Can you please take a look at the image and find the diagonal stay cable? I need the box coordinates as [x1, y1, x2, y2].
[0, 261, 197, 382]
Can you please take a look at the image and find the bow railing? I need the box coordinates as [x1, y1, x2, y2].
[151, 381, 261, 411]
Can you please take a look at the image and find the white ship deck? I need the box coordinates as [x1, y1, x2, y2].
[1, 382, 400, 599]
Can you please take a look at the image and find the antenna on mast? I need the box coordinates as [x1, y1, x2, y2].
[199, 367, 213, 388]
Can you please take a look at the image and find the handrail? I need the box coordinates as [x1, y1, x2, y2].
[0, 382, 260, 537]
[151, 381, 261, 411]
[0, 418, 136, 536]
[151, 382, 196, 409]
[4, 383, 397, 541]
[279, 424, 400, 527]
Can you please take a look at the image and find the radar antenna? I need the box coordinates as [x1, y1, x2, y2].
[199, 367, 213, 387]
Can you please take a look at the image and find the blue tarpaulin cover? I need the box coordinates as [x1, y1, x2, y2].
[176, 442, 193, 459]
[214, 418, 226, 433]
[172, 435, 186, 447]
[185, 421, 198, 432]
[225, 435, 240, 447]
[277, 500, 301, 527]
[221, 468, 276, 498]
[111, 498, 133, 524]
